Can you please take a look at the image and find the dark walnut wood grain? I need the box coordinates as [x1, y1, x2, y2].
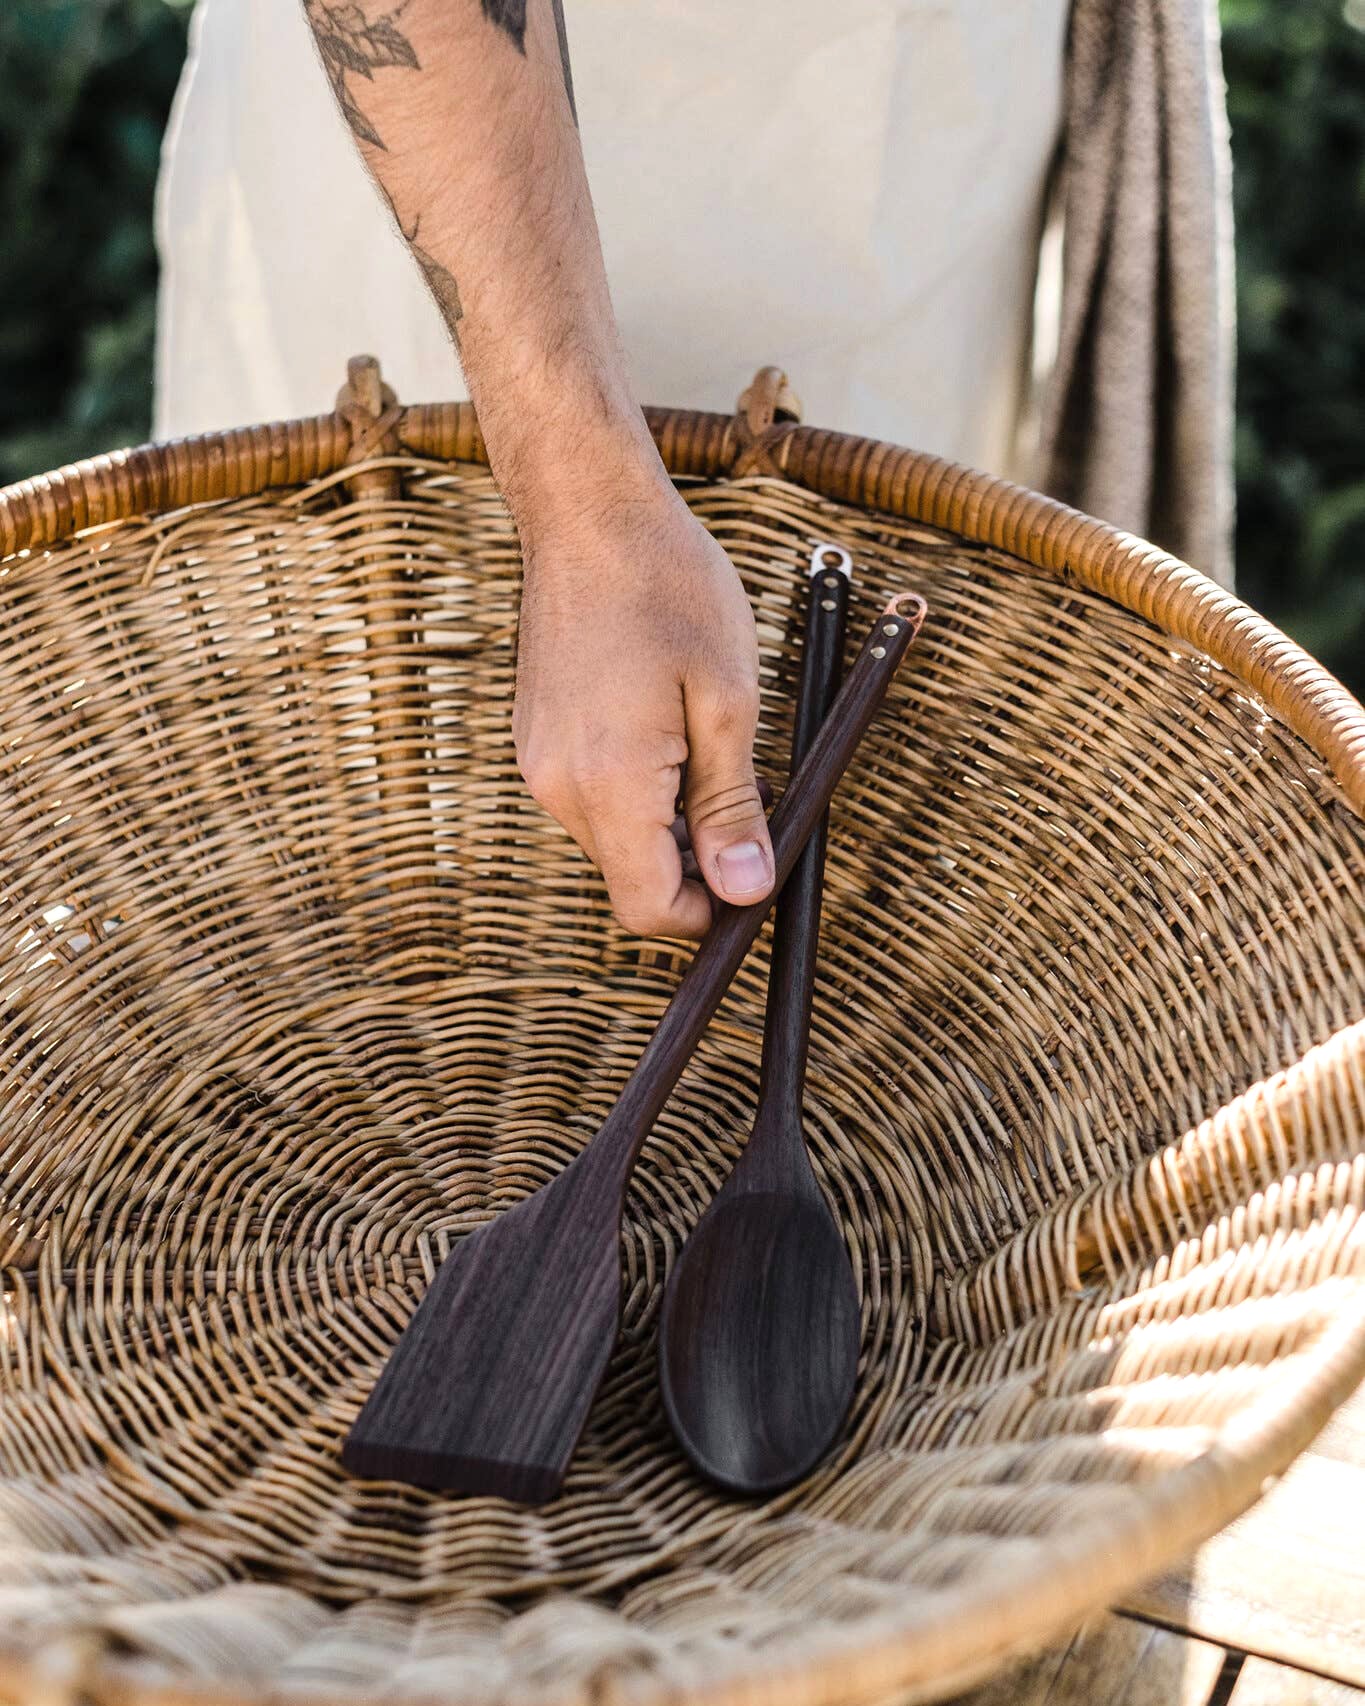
[658, 553, 861, 1494]
[341, 591, 927, 1502]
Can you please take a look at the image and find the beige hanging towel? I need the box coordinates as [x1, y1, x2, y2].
[1037, 0, 1236, 587]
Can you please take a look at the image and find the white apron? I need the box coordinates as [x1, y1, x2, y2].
[155, 0, 1068, 476]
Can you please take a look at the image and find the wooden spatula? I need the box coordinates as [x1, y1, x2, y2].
[341, 587, 927, 1503]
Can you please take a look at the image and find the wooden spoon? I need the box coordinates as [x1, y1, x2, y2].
[341, 588, 927, 1503]
[657, 544, 859, 1494]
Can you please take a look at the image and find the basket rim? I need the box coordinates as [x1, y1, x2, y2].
[1, 373, 1364, 1706]
[0, 379, 1362, 818]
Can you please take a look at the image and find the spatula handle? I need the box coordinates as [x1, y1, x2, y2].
[757, 548, 850, 1116]
[595, 589, 927, 1183]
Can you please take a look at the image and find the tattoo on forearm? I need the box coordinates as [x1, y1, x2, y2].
[480, 0, 527, 49]
[302, 2, 462, 333]
[481, 0, 576, 122]
[307, 0, 575, 140]
[549, 0, 577, 124]
[405, 217, 465, 333]
[303, 0, 577, 336]
[302, 0, 419, 149]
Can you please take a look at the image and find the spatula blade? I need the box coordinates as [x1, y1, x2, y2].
[342, 1159, 621, 1502]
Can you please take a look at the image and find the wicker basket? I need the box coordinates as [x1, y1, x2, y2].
[0, 360, 1363, 1706]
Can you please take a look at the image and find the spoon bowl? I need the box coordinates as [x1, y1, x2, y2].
[658, 1189, 860, 1494]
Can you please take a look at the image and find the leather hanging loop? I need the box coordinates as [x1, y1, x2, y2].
[337, 354, 404, 499]
[731, 365, 803, 477]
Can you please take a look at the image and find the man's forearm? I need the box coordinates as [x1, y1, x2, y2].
[304, 0, 774, 939]
[302, 0, 660, 513]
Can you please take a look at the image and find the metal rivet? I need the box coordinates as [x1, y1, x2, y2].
[824, 576, 840, 589]
[821, 598, 837, 611]
[871, 645, 887, 659]
[883, 622, 899, 635]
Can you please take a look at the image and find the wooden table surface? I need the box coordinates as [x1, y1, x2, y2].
[955, 1386, 1365, 1706]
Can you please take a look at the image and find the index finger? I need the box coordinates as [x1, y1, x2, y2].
[585, 776, 716, 940]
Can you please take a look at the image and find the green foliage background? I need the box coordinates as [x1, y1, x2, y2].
[1222, 0, 1365, 688]
[0, 0, 190, 481]
[1, 0, 1361, 692]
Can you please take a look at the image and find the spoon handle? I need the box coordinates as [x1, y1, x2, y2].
[756, 546, 851, 1121]
[593, 587, 927, 1186]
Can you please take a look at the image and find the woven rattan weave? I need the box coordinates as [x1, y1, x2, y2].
[0, 365, 1363, 1706]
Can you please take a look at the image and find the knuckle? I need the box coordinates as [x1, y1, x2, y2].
[687, 780, 764, 834]
[702, 681, 761, 737]
[612, 897, 664, 938]
[518, 747, 572, 812]
[573, 755, 629, 804]
[519, 733, 633, 815]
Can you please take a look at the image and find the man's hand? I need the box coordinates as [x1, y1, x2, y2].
[302, 0, 769, 933]
[513, 467, 771, 939]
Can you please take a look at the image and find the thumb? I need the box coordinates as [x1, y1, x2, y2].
[683, 676, 774, 907]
